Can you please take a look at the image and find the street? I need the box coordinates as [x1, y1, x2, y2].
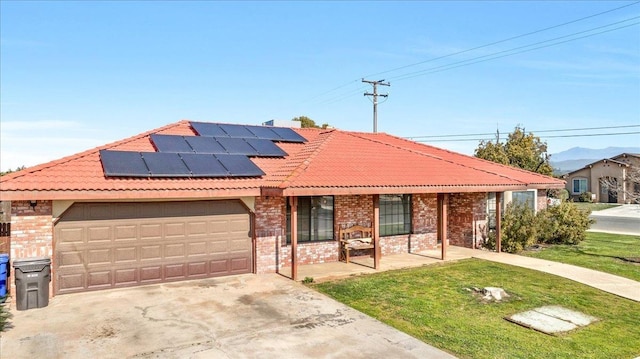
[589, 205, 640, 236]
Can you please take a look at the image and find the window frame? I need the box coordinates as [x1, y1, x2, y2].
[379, 194, 412, 237]
[511, 189, 537, 211]
[286, 196, 335, 243]
[572, 178, 588, 194]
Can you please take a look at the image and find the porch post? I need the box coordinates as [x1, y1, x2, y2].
[373, 194, 381, 269]
[438, 193, 448, 260]
[495, 192, 502, 253]
[289, 197, 298, 280]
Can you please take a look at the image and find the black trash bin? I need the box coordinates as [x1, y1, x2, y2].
[13, 258, 51, 310]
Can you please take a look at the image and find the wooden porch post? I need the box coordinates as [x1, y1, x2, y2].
[438, 193, 449, 260]
[495, 192, 502, 253]
[373, 194, 381, 269]
[289, 197, 298, 280]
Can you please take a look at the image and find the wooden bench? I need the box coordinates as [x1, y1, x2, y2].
[339, 225, 374, 263]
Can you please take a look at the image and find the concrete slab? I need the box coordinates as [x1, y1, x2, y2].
[534, 305, 598, 327]
[507, 310, 578, 334]
[0, 274, 456, 359]
[506, 306, 598, 335]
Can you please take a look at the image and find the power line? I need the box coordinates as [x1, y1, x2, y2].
[364, 1, 640, 79]
[306, 17, 640, 105]
[415, 131, 640, 142]
[301, 1, 639, 105]
[390, 17, 640, 82]
[408, 124, 640, 139]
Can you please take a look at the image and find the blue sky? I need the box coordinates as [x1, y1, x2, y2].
[1, 1, 639, 172]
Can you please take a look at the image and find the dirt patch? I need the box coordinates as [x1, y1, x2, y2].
[87, 323, 118, 341]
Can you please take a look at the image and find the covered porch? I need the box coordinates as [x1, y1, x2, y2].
[278, 245, 479, 282]
[281, 192, 503, 280]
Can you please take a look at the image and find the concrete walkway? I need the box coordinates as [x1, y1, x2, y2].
[589, 204, 640, 219]
[466, 248, 640, 302]
[295, 246, 640, 302]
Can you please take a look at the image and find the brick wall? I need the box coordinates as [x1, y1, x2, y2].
[410, 193, 439, 252]
[334, 195, 373, 230]
[537, 189, 548, 211]
[254, 196, 285, 274]
[10, 200, 54, 298]
[448, 193, 487, 248]
[255, 194, 448, 273]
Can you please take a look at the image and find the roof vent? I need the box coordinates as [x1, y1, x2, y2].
[262, 119, 301, 128]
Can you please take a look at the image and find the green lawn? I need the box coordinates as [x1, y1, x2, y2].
[572, 202, 619, 212]
[313, 260, 640, 359]
[523, 232, 640, 281]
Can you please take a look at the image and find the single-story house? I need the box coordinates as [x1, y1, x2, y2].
[0, 120, 565, 296]
[563, 153, 640, 204]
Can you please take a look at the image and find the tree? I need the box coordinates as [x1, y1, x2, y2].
[474, 126, 553, 176]
[0, 166, 26, 176]
[599, 166, 640, 204]
[291, 116, 330, 129]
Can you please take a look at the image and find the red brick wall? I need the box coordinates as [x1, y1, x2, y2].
[255, 194, 448, 272]
[409, 193, 439, 252]
[254, 196, 285, 274]
[448, 193, 487, 248]
[537, 189, 548, 211]
[10, 200, 54, 298]
[335, 195, 373, 230]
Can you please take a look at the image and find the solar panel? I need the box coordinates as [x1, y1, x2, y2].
[184, 136, 227, 154]
[216, 137, 259, 155]
[190, 122, 228, 137]
[151, 134, 194, 153]
[245, 125, 283, 141]
[180, 153, 229, 177]
[245, 138, 287, 157]
[100, 150, 150, 177]
[215, 154, 265, 177]
[269, 127, 307, 143]
[142, 152, 192, 177]
[218, 124, 257, 138]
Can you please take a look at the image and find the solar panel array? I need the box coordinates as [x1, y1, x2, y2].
[100, 122, 305, 178]
[150, 134, 288, 157]
[190, 122, 307, 143]
[100, 150, 265, 178]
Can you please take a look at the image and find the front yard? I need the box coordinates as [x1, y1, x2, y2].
[313, 259, 640, 359]
[523, 232, 640, 281]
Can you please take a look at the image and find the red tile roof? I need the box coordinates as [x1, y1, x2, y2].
[0, 120, 564, 200]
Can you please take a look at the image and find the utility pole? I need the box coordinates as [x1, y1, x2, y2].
[363, 78, 390, 133]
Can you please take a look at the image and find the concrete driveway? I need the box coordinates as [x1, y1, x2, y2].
[0, 274, 455, 359]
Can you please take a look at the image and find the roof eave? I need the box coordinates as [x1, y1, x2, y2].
[0, 188, 262, 201]
[279, 183, 564, 197]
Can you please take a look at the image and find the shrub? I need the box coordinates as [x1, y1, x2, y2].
[578, 191, 593, 203]
[536, 201, 593, 245]
[302, 277, 314, 284]
[500, 201, 537, 253]
[548, 188, 569, 201]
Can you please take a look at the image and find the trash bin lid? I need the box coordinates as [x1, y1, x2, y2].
[13, 257, 51, 267]
[0, 254, 9, 263]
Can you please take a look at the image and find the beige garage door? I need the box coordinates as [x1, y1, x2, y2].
[54, 200, 252, 295]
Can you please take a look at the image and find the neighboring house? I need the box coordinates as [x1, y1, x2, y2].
[0, 120, 564, 296]
[563, 153, 640, 204]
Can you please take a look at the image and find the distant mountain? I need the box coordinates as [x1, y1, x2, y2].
[551, 147, 640, 162]
[550, 146, 640, 174]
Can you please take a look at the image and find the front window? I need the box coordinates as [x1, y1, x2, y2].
[379, 194, 411, 236]
[573, 178, 588, 194]
[512, 190, 536, 210]
[286, 196, 334, 243]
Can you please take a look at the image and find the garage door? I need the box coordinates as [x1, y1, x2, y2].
[54, 200, 252, 295]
